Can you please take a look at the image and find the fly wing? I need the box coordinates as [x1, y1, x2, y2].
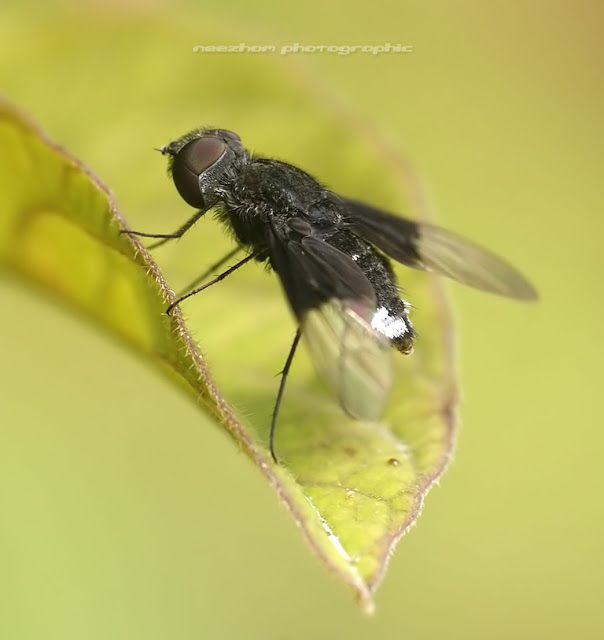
[302, 300, 392, 421]
[268, 221, 392, 421]
[343, 197, 538, 300]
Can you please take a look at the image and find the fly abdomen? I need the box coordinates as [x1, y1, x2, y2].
[371, 301, 414, 354]
[326, 230, 415, 354]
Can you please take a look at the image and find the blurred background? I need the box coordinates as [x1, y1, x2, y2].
[0, 1, 603, 638]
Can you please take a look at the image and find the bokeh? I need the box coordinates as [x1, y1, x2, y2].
[1, 1, 602, 639]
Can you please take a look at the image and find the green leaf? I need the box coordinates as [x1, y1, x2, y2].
[0, 97, 456, 612]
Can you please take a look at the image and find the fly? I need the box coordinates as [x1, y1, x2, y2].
[123, 127, 537, 462]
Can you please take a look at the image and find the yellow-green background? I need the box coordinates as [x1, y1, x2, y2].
[1, 1, 602, 638]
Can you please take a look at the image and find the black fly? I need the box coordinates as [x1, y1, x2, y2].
[124, 128, 537, 462]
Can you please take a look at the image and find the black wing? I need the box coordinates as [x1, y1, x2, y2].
[342, 197, 538, 300]
[267, 217, 392, 421]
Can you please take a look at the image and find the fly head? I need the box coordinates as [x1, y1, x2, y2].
[159, 128, 247, 209]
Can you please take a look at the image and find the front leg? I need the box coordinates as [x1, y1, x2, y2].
[120, 207, 208, 249]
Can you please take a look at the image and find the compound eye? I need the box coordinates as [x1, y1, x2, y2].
[171, 137, 226, 208]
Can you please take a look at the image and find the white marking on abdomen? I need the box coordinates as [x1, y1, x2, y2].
[371, 306, 408, 339]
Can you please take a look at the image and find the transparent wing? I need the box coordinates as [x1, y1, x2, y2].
[419, 225, 538, 299]
[302, 299, 392, 421]
[343, 197, 538, 300]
